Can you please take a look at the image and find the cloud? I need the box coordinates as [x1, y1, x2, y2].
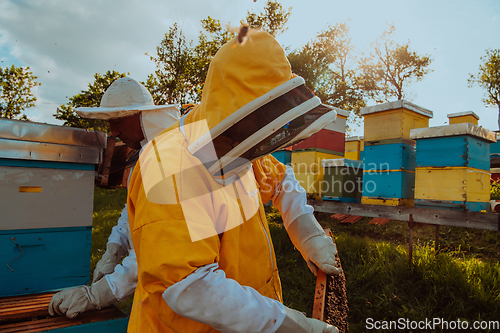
[0, 0, 252, 123]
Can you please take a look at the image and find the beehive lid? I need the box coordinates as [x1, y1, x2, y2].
[321, 158, 363, 169]
[447, 111, 479, 120]
[0, 118, 107, 164]
[360, 100, 433, 118]
[410, 123, 497, 142]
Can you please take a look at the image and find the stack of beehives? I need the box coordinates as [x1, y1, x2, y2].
[360, 100, 433, 207]
[290, 107, 350, 198]
[410, 112, 496, 211]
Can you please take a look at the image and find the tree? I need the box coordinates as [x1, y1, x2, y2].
[468, 49, 500, 129]
[0, 65, 41, 120]
[288, 23, 367, 115]
[146, 18, 236, 106]
[54, 70, 127, 131]
[244, 0, 291, 37]
[145, 23, 196, 106]
[147, 3, 291, 108]
[362, 24, 433, 102]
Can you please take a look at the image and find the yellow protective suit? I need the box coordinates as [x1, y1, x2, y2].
[127, 31, 292, 332]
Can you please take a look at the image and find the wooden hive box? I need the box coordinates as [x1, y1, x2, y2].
[292, 107, 349, 155]
[344, 136, 361, 161]
[413, 167, 491, 211]
[321, 159, 363, 203]
[411, 123, 496, 211]
[0, 119, 106, 297]
[291, 150, 344, 174]
[271, 149, 292, 165]
[360, 139, 416, 207]
[363, 139, 416, 172]
[490, 133, 500, 168]
[361, 170, 415, 206]
[361, 100, 433, 142]
[291, 150, 343, 198]
[447, 111, 479, 125]
[0, 119, 129, 332]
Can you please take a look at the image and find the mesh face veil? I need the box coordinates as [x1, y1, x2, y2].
[186, 76, 337, 181]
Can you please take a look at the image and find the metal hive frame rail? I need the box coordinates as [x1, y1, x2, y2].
[309, 200, 500, 231]
[309, 200, 500, 265]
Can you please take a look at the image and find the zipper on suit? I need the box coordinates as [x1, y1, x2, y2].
[257, 209, 274, 274]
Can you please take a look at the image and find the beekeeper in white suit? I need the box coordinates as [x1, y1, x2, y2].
[48, 77, 180, 318]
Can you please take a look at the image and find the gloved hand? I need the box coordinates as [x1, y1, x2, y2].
[276, 306, 338, 333]
[286, 214, 342, 276]
[48, 277, 117, 318]
[92, 242, 128, 283]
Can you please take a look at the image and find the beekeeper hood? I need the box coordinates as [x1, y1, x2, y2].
[75, 77, 180, 144]
[181, 30, 337, 181]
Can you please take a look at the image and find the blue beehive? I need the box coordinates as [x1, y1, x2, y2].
[361, 139, 416, 206]
[411, 123, 496, 211]
[0, 119, 128, 332]
[416, 135, 490, 170]
[271, 149, 292, 165]
[363, 139, 416, 172]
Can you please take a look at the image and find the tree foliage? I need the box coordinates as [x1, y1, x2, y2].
[288, 23, 367, 115]
[54, 70, 127, 132]
[361, 24, 433, 102]
[468, 49, 500, 129]
[146, 3, 290, 108]
[0, 65, 41, 120]
[244, 0, 291, 37]
[145, 18, 235, 106]
[145, 23, 196, 106]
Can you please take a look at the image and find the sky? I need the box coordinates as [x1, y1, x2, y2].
[0, 0, 499, 136]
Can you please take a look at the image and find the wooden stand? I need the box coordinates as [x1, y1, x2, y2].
[0, 292, 128, 332]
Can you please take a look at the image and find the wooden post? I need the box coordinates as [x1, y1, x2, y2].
[408, 214, 414, 267]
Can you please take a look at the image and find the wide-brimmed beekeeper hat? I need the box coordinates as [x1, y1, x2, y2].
[76, 77, 175, 120]
[76, 77, 180, 142]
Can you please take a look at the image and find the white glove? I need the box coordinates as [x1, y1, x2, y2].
[48, 278, 117, 318]
[92, 242, 128, 283]
[276, 307, 338, 333]
[286, 214, 342, 276]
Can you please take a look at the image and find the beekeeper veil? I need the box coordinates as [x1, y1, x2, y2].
[181, 30, 336, 183]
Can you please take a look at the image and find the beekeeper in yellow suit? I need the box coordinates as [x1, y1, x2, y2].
[128, 29, 341, 333]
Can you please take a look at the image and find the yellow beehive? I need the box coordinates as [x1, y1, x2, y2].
[291, 150, 343, 174]
[361, 100, 433, 142]
[447, 111, 479, 125]
[291, 150, 343, 197]
[294, 172, 324, 199]
[345, 136, 361, 161]
[361, 197, 414, 207]
[345, 151, 360, 160]
[414, 167, 490, 203]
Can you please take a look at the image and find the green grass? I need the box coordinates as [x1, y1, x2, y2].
[92, 189, 500, 331]
[91, 187, 128, 279]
